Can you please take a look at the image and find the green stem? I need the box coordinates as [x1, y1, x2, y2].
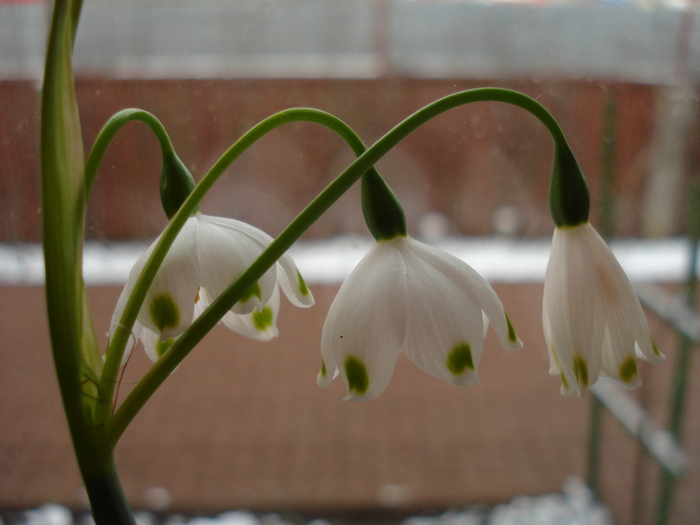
[84, 109, 176, 199]
[100, 108, 383, 426]
[42, 0, 85, 430]
[586, 396, 604, 495]
[654, 185, 700, 525]
[70, 0, 84, 46]
[83, 457, 135, 525]
[77, 113, 176, 421]
[598, 85, 618, 239]
[88, 111, 176, 426]
[108, 87, 574, 445]
[42, 0, 135, 523]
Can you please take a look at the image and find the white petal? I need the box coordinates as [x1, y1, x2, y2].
[398, 240, 483, 387]
[406, 237, 522, 351]
[111, 280, 168, 364]
[542, 311, 560, 375]
[320, 241, 407, 400]
[588, 226, 663, 364]
[201, 214, 275, 244]
[193, 286, 208, 319]
[139, 325, 163, 362]
[543, 225, 607, 395]
[196, 215, 276, 315]
[317, 364, 340, 387]
[276, 252, 315, 308]
[598, 293, 641, 386]
[202, 214, 314, 309]
[136, 217, 200, 340]
[219, 286, 281, 342]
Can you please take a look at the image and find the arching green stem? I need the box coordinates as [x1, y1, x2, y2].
[108, 87, 579, 446]
[82, 108, 197, 224]
[85, 110, 182, 426]
[100, 108, 385, 426]
[84, 109, 177, 200]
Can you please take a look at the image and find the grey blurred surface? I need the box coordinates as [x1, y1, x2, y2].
[2, 1, 698, 83]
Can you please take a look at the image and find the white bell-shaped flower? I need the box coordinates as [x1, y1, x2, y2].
[318, 235, 522, 400]
[543, 222, 664, 396]
[109, 213, 314, 362]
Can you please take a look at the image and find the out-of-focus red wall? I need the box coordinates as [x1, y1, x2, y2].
[0, 78, 658, 242]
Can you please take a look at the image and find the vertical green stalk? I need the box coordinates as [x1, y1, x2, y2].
[41, 0, 134, 522]
[587, 85, 618, 496]
[655, 184, 700, 525]
[586, 396, 603, 495]
[598, 85, 618, 239]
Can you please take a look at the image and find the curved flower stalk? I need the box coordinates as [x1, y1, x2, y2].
[543, 222, 665, 396]
[109, 213, 314, 363]
[319, 235, 522, 400]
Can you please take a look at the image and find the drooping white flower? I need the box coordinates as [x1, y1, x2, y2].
[542, 222, 664, 396]
[109, 213, 314, 362]
[318, 235, 522, 401]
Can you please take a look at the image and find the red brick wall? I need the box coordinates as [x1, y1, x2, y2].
[1, 78, 659, 242]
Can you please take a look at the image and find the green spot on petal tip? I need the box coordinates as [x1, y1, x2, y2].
[320, 360, 327, 377]
[252, 306, 273, 331]
[573, 354, 589, 389]
[552, 347, 561, 368]
[560, 372, 569, 391]
[446, 342, 474, 375]
[157, 338, 175, 358]
[149, 293, 180, 332]
[652, 340, 662, 357]
[240, 282, 262, 303]
[505, 313, 518, 343]
[345, 355, 369, 395]
[619, 356, 638, 384]
[297, 271, 310, 296]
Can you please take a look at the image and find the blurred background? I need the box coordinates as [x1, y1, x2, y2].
[1, 0, 699, 524]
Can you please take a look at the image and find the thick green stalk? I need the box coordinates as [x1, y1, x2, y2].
[42, 0, 86, 425]
[108, 88, 576, 445]
[82, 458, 135, 525]
[41, 0, 135, 522]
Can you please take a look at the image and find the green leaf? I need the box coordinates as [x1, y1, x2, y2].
[41, 0, 89, 417]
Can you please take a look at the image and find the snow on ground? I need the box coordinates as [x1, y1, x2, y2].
[2, 476, 612, 525]
[0, 235, 696, 286]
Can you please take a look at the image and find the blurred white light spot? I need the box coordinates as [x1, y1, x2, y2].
[143, 486, 172, 511]
[417, 212, 451, 239]
[218, 510, 260, 525]
[377, 483, 413, 508]
[492, 205, 521, 236]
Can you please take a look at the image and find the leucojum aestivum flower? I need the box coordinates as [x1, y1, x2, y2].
[40, 1, 663, 521]
[318, 171, 522, 400]
[543, 146, 664, 397]
[109, 211, 314, 363]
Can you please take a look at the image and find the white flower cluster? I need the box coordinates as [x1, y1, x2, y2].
[112, 214, 662, 399]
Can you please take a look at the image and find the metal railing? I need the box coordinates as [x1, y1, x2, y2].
[586, 184, 699, 524]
